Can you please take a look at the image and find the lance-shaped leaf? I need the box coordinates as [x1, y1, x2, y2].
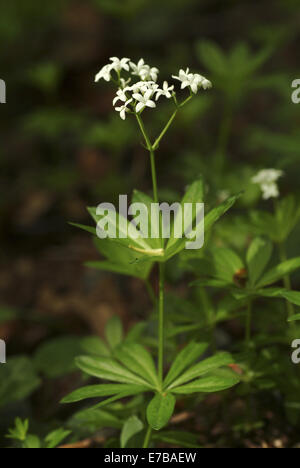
[166, 352, 234, 390]
[114, 343, 159, 389]
[61, 383, 149, 404]
[91, 234, 153, 280]
[147, 393, 176, 431]
[210, 247, 244, 283]
[171, 369, 240, 394]
[204, 193, 242, 233]
[164, 342, 208, 388]
[257, 257, 300, 288]
[80, 336, 110, 357]
[132, 190, 163, 249]
[88, 206, 151, 251]
[166, 179, 204, 251]
[75, 356, 152, 387]
[246, 237, 272, 287]
[121, 416, 144, 448]
[105, 316, 123, 350]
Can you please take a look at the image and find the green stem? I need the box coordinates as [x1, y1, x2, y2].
[158, 263, 165, 386]
[279, 242, 295, 324]
[245, 301, 252, 347]
[143, 425, 152, 448]
[134, 113, 165, 388]
[153, 110, 178, 150]
[135, 113, 152, 150]
[150, 149, 159, 203]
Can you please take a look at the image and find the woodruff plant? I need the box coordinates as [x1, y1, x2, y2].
[62, 57, 241, 448]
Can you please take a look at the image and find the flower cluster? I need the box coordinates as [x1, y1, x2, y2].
[95, 57, 212, 120]
[252, 169, 284, 200]
[172, 68, 212, 93]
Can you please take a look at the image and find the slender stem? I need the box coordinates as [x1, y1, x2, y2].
[158, 263, 165, 386]
[279, 242, 295, 324]
[150, 149, 159, 203]
[153, 110, 178, 150]
[143, 425, 152, 448]
[134, 113, 165, 389]
[245, 301, 252, 347]
[135, 113, 152, 150]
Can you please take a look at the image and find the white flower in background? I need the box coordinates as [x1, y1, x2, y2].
[172, 68, 212, 94]
[130, 59, 159, 82]
[133, 89, 156, 113]
[196, 75, 212, 90]
[115, 99, 133, 120]
[155, 81, 174, 100]
[109, 57, 130, 72]
[252, 169, 284, 200]
[95, 64, 113, 82]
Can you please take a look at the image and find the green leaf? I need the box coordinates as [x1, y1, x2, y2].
[88, 206, 151, 252]
[281, 290, 300, 307]
[45, 429, 71, 448]
[80, 336, 110, 357]
[258, 257, 300, 288]
[61, 383, 148, 404]
[164, 342, 208, 388]
[246, 237, 272, 286]
[6, 418, 29, 441]
[0, 356, 41, 409]
[34, 336, 82, 378]
[288, 314, 300, 323]
[114, 343, 159, 388]
[70, 407, 123, 432]
[22, 435, 41, 449]
[121, 416, 144, 448]
[132, 190, 162, 249]
[166, 179, 204, 252]
[69, 222, 96, 236]
[91, 236, 153, 280]
[105, 316, 123, 350]
[75, 356, 152, 387]
[196, 40, 228, 75]
[147, 393, 176, 431]
[166, 352, 234, 390]
[172, 370, 240, 394]
[92, 390, 145, 410]
[204, 194, 242, 233]
[211, 247, 244, 283]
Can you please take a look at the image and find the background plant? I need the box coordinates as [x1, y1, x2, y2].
[1, 0, 300, 449]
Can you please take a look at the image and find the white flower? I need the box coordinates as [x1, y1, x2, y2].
[172, 68, 212, 94]
[120, 77, 131, 89]
[109, 57, 130, 72]
[115, 99, 133, 120]
[113, 88, 128, 106]
[130, 59, 159, 82]
[133, 89, 156, 113]
[155, 81, 174, 100]
[252, 169, 284, 200]
[95, 64, 113, 82]
[195, 74, 212, 90]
